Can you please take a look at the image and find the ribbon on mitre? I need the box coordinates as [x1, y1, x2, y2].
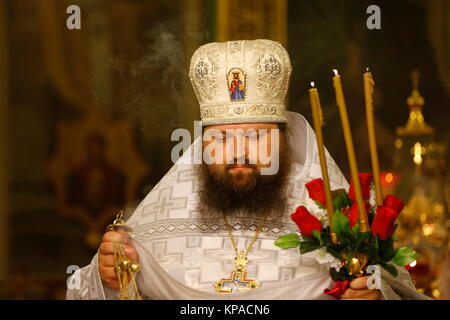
[324, 280, 350, 300]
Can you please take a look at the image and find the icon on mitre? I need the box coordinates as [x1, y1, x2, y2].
[228, 68, 245, 101]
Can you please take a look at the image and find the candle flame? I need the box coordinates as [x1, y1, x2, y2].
[311, 81, 315, 87]
[333, 69, 338, 76]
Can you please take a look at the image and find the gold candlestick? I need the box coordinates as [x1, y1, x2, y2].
[332, 69, 369, 232]
[364, 68, 383, 206]
[308, 82, 338, 243]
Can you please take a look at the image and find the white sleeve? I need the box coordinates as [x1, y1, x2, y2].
[379, 264, 431, 300]
[65, 253, 123, 300]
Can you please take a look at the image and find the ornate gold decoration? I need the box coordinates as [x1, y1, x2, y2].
[105, 210, 132, 233]
[340, 251, 368, 277]
[213, 250, 259, 294]
[213, 216, 268, 294]
[396, 71, 434, 136]
[392, 71, 449, 299]
[109, 211, 141, 300]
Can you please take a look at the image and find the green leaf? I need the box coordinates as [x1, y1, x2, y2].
[312, 230, 322, 245]
[341, 192, 351, 207]
[299, 234, 313, 242]
[345, 251, 353, 274]
[331, 189, 346, 198]
[354, 231, 371, 251]
[379, 238, 395, 261]
[329, 267, 350, 281]
[326, 246, 342, 259]
[350, 222, 360, 235]
[332, 189, 351, 210]
[274, 233, 300, 249]
[392, 247, 420, 266]
[299, 241, 320, 254]
[374, 234, 379, 252]
[380, 263, 398, 277]
[361, 242, 378, 259]
[333, 196, 344, 210]
[332, 209, 350, 238]
[301, 234, 321, 246]
[341, 230, 356, 244]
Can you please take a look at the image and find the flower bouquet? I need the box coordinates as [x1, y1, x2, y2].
[284, 69, 421, 299]
[275, 174, 419, 299]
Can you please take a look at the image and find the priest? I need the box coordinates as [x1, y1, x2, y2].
[66, 39, 427, 300]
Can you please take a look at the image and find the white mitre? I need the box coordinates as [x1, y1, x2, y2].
[189, 39, 291, 126]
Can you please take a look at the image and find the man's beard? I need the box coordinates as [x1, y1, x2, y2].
[196, 139, 292, 220]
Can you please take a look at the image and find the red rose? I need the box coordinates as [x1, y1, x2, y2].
[371, 206, 399, 239]
[348, 173, 373, 201]
[305, 178, 326, 207]
[347, 202, 370, 227]
[383, 194, 404, 213]
[290, 206, 322, 237]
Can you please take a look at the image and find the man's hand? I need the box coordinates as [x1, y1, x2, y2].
[340, 276, 381, 300]
[98, 229, 138, 290]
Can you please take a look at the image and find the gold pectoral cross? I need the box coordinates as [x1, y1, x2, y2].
[214, 250, 259, 294]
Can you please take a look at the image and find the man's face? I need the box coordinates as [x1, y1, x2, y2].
[202, 122, 284, 191]
[197, 122, 291, 219]
[233, 73, 239, 79]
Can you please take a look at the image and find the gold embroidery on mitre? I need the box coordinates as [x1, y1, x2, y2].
[189, 39, 292, 126]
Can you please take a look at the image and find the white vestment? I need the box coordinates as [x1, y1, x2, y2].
[66, 112, 428, 300]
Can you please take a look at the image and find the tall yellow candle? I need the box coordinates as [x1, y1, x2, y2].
[364, 68, 383, 206]
[308, 82, 337, 243]
[332, 69, 369, 232]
